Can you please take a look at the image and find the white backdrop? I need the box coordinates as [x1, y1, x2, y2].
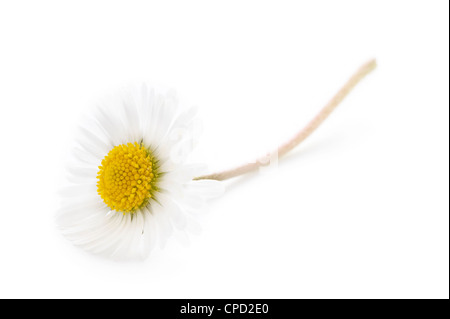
[0, 0, 448, 299]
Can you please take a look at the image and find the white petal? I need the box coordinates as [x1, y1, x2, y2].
[77, 126, 111, 155]
[58, 184, 97, 198]
[141, 207, 157, 259]
[56, 198, 106, 227]
[151, 203, 173, 249]
[156, 193, 187, 231]
[85, 213, 131, 256]
[110, 213, 137, 259]
[71, 147, 101, 166]
[119, 90, 141, 143]
[94, 106, 126, 146]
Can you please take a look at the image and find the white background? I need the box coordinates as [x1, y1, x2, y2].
[0, 1, 448, 299]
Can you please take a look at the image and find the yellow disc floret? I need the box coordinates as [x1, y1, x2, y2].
[97, 142, 159, 213]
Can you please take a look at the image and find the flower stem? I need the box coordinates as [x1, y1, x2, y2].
[195, 59, 377, 181]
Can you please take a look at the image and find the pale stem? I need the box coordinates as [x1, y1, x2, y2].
[195, 59, 377, 181]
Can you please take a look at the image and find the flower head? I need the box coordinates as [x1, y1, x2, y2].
[57, 85, 223, 260]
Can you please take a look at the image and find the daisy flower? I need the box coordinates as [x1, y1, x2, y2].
[57, 85, 224, 260]
[58, 59, 376, 261]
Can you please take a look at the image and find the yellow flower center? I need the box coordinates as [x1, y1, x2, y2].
[97, 142, 158, 213]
